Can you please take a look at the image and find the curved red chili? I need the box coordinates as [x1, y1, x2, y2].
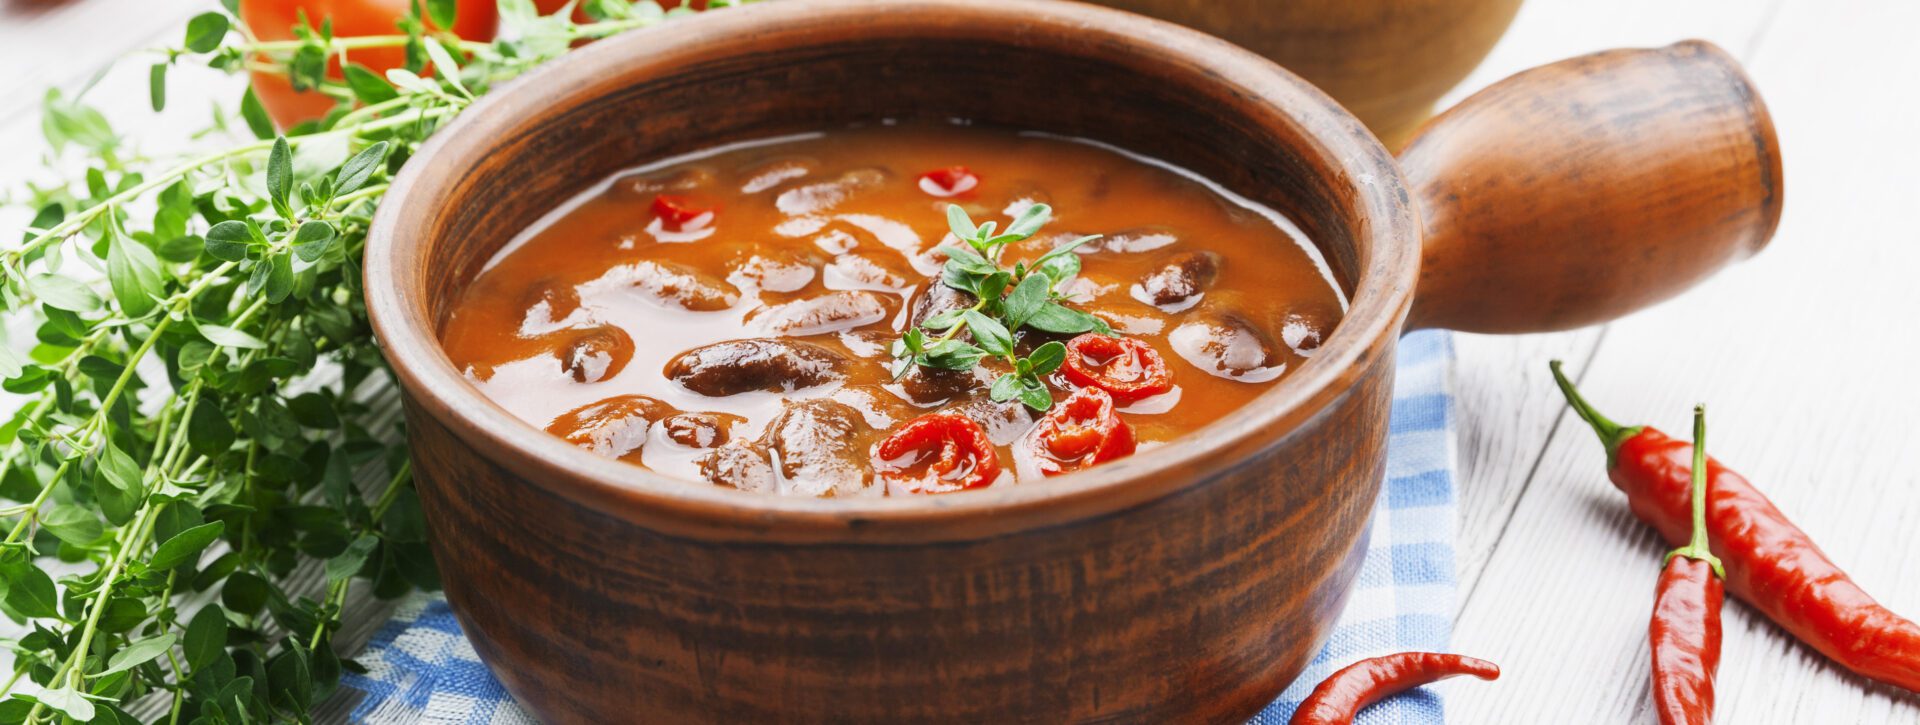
[1649, 406, 1723, 725]
[1017, 387, 1136, 477]
[872, 411, 1001, 494]
[1552, 361, 1920, 693]
[1289, 652, 1500, 725]
[1062, 333, 1173, 404]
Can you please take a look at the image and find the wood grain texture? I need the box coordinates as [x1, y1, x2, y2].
[1400, 40, 1782, 334]
[1448, 0, 1920, 722]
[1082, 0, 1524, 149]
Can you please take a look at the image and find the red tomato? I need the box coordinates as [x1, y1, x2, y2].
[240, 0, 499, 129]
[1062, 333, 1173, 403]
[651, 194, 716, 231]
[917, 166, 980, 197]
[532, 0, 706, 22]
[872, 411, 1001, 494]
[1017, 387, 1135, 477]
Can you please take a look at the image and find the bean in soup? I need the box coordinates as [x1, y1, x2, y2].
[440, 125, 1344, 496]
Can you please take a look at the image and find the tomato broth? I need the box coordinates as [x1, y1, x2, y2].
[440, 125, 1345, 496]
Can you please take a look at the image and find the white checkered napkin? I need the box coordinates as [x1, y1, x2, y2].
[345, 331, 1461, 725]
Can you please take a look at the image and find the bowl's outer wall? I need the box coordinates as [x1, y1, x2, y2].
[409, 357, 1389, 721]
[1088, 0, 1525, 148]
[372, 1, 1417, 721]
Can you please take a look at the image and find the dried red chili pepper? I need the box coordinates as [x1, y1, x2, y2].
[872, 411, 1001, 494]
[1062, 333, 1173, 403]
[651, 194, 715, 231]
[916, 166, 980, 197]
[1552, 361, 1920, 693]
[1649, 405, 1723, 725]
[1017, 387, 1136, 477]
[1289, 652, 1500, 725]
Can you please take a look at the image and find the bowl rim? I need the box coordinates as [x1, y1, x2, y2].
[364, 0, 1419, 542]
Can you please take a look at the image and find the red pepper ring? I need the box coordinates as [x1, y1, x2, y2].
[651, 194, 717, 231]
[1017, 387, 1136, 478]
[1290, 652, 1501, 725]
[1062, 333, 1173, 404]
[916, 166, 980, 197]
[872, 411, 1002, 494]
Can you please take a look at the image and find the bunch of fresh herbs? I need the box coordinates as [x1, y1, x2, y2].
[890, 203, 1109, 411]
[0, 1, 730, 721]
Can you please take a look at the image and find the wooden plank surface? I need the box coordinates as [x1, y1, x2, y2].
[1445, 1, 1920, 722]
[3, 1, 1917, 722]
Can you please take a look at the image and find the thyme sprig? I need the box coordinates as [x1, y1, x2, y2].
[1, 0, 736, 721]
[891, 204, 1109, 411]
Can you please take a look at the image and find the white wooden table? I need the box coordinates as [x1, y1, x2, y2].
[4, 1, 1917, 722]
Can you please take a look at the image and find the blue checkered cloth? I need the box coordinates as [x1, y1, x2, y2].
[344, 330, 1459, 724]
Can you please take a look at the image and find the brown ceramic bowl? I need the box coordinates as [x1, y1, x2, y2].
[365, 0, 1780, 721]
[1087, 0, 1527, 148]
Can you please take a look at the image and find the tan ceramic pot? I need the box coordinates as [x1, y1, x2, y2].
[1090, 0, 1526, 148]
[363, 0, 1779, 721]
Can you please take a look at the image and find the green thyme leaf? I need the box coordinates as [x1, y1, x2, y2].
[1027, 302, 1102, 334]
[1018, 379, 1054, 411]
[989, 373, 1021, 402]
[149, 63, 168, 112]
[422, 38, 469, 97]
[267, 137, 294, 215]
[106, 231, 165, 318]
[326, 534, 380, 585]
[1002, 203, 1053, 240]
[196, 321, 268, 350]
[921, 308, 967, 330]
[151, 522, 226, 570]
[239, 87, 275, 139]
[921, 340, 987, 371]
[342, 63, 399, 104]
[945, 204, 978, 239]
[4, 566, 58, 619]
[291, 221, 337, 262]
[101, 633, 179, 676]
[26, 273, 101, 312]
[938, 244, 995, 275]
[1028, 341, 1067, 376]
[183, 12, 229, 53]
[31, 686, 94, 722]
[185, 605, 229, 671]
[204, 220, 253, 261]
[963, 310, 1014, 357]
[427, 0, 459, 29]
[1005, 273, 1050, 329]
[334, 141, 389, 195]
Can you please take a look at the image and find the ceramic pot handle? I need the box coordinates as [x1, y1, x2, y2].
[1398, 40, 1782, 333]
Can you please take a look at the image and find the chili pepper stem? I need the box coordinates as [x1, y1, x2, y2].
[1549, 360, 1645, 466]
[1663, 405, 1725, 578]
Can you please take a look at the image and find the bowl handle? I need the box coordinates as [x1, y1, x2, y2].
[1398, 40, 1782, 333]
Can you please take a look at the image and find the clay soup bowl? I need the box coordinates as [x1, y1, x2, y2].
[365, 0, 1781, 721]
[1087, 0, 1527, 148]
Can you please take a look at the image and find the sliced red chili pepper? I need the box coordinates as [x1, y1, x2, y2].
[916, 166, 980, 197]
[1551, 361, 1920, 694]
[872, 411, 1001, 494]
[651, 194, 715, 231]
[1290, 652, 1500, 724]
[1018, 387, 1136, 477]
[1062, 333, 1173, 404]
[1649, 406, 1723, 725]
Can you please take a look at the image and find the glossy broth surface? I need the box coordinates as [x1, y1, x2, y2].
[440, 125, 1344, 495]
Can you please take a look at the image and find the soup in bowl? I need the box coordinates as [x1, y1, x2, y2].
[441, 125, 1347, 495]
[365, 0, 1777, 721]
